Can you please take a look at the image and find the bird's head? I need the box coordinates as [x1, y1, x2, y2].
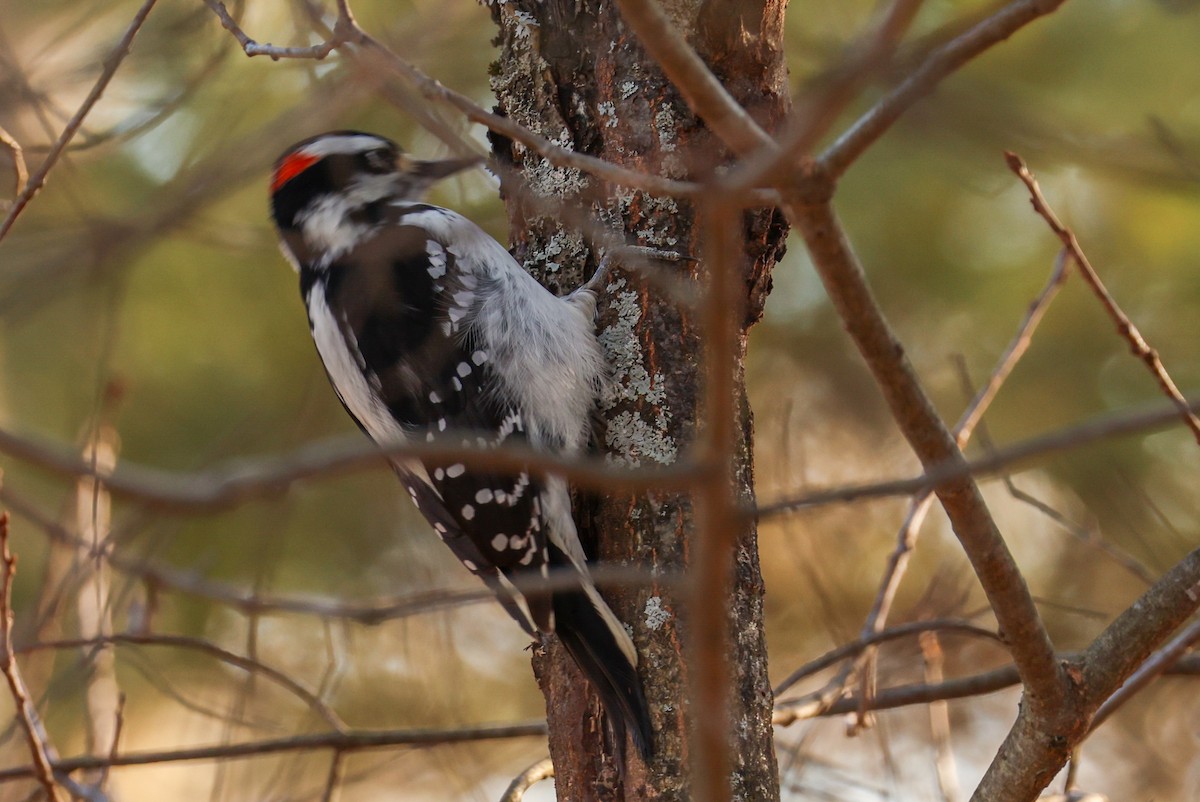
[269, 131, 480, 243]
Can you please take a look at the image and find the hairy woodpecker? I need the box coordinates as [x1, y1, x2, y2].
[269, 131, 652, 758]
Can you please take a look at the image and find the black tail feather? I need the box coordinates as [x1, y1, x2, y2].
[552, 582, 654, 760]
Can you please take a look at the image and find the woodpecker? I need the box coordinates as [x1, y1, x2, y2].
[269, 131, 652, 758]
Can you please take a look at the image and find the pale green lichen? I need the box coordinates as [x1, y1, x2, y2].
[605, 409, 677, 466]
[525, 133, 588, 198]
[598, 278, 677, 466]
[654, 106, 677, 152]
[599, 280, 666, 406]
[598, 101, 618, 128]
[526, 227, 586, 275]
[644, 596, 671, 630]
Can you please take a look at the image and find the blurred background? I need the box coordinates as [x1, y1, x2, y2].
[1, 0, 1199, 799]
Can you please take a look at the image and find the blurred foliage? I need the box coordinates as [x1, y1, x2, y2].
[1, 0, 1199, 799]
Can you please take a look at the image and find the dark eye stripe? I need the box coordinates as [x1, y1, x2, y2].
[363, 149, 392, 172]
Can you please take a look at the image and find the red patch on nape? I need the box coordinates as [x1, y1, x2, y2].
[271, 152, 320, 193]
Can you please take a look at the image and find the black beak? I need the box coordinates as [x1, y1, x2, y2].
[412, 156, 484, 181]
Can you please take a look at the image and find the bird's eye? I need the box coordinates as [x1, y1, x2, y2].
[363, 149, 393, 173]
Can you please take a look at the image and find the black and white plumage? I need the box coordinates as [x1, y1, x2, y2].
[269, 131, 652, 757]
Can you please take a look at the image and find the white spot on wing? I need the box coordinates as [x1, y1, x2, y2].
[426, 240, 447, 279]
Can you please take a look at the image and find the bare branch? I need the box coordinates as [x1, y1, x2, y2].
[0, 425, 708, 513]
[774, 654, 1200, 725]
[206, 0, 777, 203]
[320, 750, 345, 802]
[17, 634, 345, 731]
[759, 393, 1200, 516]
[722, 0, 924, 195]
[0, 124, 28, 200]
[1, 491, 679, 625]
[974, 546, 1200, 799]
[202, 0, 351, 60]
[1006, 151, 1200, 445]
[0, 722, 549, 782]
[920, 633, 962, 802]
[821, 0, 1070, 177]
[1088, 615, 1200, 731]
[499, 757, 554, 802]
[849, 250, 1069, 729]
[0, 0, 159, 243]
[773, 618, 1000, 696]
[349, 31, 774, 202]
[77, 428, 121, 778]
[789, 198, 1063, 715]
[1077, 547, 1200, 710]
[0, 513, 68, 802]
[6, 394, 1198, 524]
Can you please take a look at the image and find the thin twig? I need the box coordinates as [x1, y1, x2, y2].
[791, 198, 1064, 717]
[758, 393, 1200, 516]
[773, 653, 1200, 726]
[0, 425, 710, 513]
[1006, 151, 1200, 446]
[2, 491, 678, 624]
[95, 693, 126, 793]
[203, 0, 774, 203]
[6, 393, 1197, 524]
[820, 0, 1070, 176]
[0, 513, 68, 802]
[354, 30, 768, 202]
[772, 618, 999, 696]
[202, 0, 351, 59]
[319, 750, 345, 802]
[499, 757, 554, 802]
[0, 721, 548, 782]
[77, 427, 121, 780]
[1088, 615, 1200, 731]
[848, 251, 1070, 726]
[0, 0, 159, 243]
[975, 544, 1200, 798]
[17, 634, 345, 731]
[612, 0, 776, 157]
[920, 632, 962, 802]
[1001, 480, 1156, 585]
[961, 374, 1158, 588]
[0, 124, 28, 199]
[722, 0, 925, 195]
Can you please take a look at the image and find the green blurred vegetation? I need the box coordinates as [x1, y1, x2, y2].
[1, 0, 1199, 799]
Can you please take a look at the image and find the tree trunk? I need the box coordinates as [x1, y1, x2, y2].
[486, 2, 789, 799]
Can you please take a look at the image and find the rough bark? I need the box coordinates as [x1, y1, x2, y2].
[486, 1, 788, 799]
